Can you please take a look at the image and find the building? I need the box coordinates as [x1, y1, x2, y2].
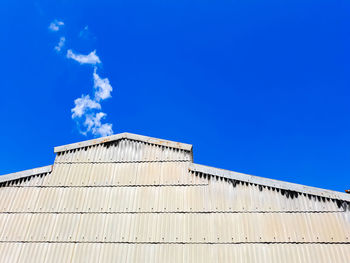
[0, 132, 349, 262]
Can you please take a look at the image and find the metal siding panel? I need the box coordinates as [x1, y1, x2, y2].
[135, 162, 155, 185]
[103, 163, 114, 185]
[0, 242, 22, 262]
[83, 187, 110, 212]
[107, 186, 125, 212]
[138, 186, 157, 212]
[17, 243, 48, 263]
[175, 185, 185, 212]
[69, 162, 89, 186]
[35, 187, 63, 212]
[87, 163, 102, 186]
[103, 214, 118, 242]
[2, 213, 32, 241]
[0, 213, 9, 240]
[77, 213, 106, 242]
[72, 187, 88, 212]
[25, 213, 57, 241]
[56, 138, 191, 163]
[38, 162, 206, 187]
[44, 243, 74, 263]
[71, 243, 102, 263]
[55, 162, 69, 186]
[0, 187, 18, 211]
[61, 187, 87, 213]
[50, 213, 81, 242]
[120, 163, 138, 186]
[7, 187, 39, 212]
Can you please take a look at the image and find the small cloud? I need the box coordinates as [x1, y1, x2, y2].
[71, 94, 101, 118]
[67, 49, 101, 65]
[84, 112, 113, 137]
[94, 123, 113, 137]
[54, 37, 66, 52]
[93, 67, 113, 101]
[49, 20, 64, 32]
[84, 112, 105, 130]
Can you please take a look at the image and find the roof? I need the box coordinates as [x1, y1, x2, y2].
[0, 132, 349, 262]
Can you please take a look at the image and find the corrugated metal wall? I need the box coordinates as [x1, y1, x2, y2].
[0, 243, 349, 263]
[0, 138, 349, 262]
[55, 139, 191, 163]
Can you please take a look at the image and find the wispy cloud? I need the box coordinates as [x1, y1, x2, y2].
[66, 49, 101, 65]
[93, 67, 113, 101]
[94, 123, 113, 137]
[50, 22, 114, 137]
[71, 68, 114, 137]
[54, 36, 66, 52]
[69, 52, 113, 137]
[71, 95, 101, 118]
[84, 112, 113, 137]
[49, 20, 64, 32]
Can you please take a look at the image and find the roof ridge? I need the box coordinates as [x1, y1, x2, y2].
[0, 165, 52, 184]
[54, 132, 192, 153]
[189, 163, 350, 202]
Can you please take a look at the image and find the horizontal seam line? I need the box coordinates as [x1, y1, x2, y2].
[0, 211, 345, 214]
[0, 241, 350, 244]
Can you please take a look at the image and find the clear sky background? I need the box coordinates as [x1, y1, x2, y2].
[1, 0, 349, 192]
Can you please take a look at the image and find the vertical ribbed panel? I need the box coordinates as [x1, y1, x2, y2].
[1, 243, 350, 262]
[0, 212, 349, 243]
[55, 139, 191, 163]
[2, 170, 345, 213]
[40, 162, 202, 187]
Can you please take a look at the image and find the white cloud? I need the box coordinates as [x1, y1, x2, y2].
[66, 49, 101, 65]
[94, 123, 113, 137]
[84, 112, 113, 137]
[84, 112, 104, 131]
[49, 20, 64, 32]
[69, 54, 113, 137]
[71, 95, 101, 118]
[53, 26, 114, 138]
[93, 67, 113, 101]
[54, 37, 66, 52]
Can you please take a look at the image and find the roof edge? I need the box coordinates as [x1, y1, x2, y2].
[0, 165, 52, 184]
[189, 163, 350, 202]
[54, 132, 193, 153]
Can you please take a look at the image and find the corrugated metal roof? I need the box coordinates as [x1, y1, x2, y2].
[0, 132, 349, 262]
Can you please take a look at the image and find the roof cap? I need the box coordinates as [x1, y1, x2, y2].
[54, 132, 192, 153]
[0, 165, 52, 184]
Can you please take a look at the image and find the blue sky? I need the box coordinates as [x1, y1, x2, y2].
[1, 0, 350, 192]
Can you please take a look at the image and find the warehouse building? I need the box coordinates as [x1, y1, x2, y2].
[0, 132, 349, 262]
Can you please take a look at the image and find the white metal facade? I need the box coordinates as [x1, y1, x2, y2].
[0, 133, 349, 262]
